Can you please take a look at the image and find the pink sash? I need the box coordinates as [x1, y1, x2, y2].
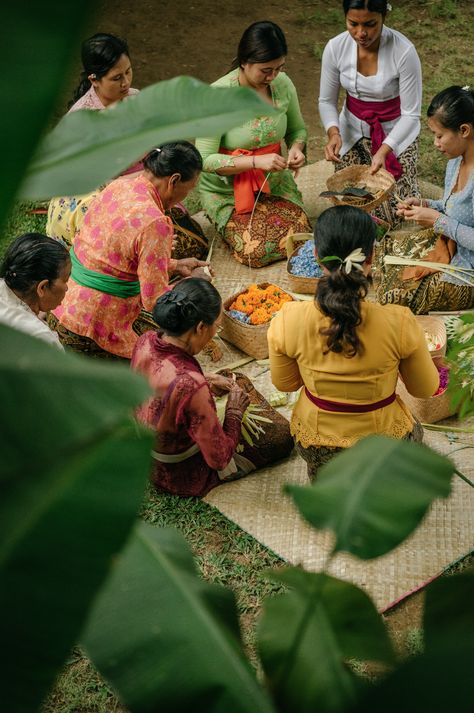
[346, 94, 403, 180]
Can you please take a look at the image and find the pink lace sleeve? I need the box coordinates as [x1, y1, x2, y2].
[184, 384, 242, 470]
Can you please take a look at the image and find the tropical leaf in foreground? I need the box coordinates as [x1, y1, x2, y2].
[287, 435, 454, 560]
[0, 326, 153, 712]
[82, 523, 275, 713]
[258, 568, 396, 713]
[19, 76, 274, 199]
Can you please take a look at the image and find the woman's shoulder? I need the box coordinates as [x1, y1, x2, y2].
[363, 300, 417, 328]
[211, 69, 238, 88]
[382, 26, 417, 52]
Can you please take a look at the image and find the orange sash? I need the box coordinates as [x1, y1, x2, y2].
[220, 142, 281, 214]
[401, 236, 457, 281]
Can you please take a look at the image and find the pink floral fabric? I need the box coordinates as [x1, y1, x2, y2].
[131, 332, 242, 497]
[54, 174, 176, 358]
[68, 86, 139, 113]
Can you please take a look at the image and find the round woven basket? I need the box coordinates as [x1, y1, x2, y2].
[396, 379, 454, 424]
[285, 234, 319, 295]
[415, 315, 447, 359]
[221, 283, 293, 359]
[325, 165, 395, 212]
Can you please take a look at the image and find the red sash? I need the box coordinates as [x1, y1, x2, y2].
[304, 387, 396, 413]
[220, 141, 281, 214]
[346, 94, 403, 180]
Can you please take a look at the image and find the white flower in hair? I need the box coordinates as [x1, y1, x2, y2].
[462, 85, 471, 91]
[342, 248, 366, 274]
[386, 2, 393, 11]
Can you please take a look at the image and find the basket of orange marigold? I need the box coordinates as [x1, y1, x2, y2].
[221, 283, 294, 359]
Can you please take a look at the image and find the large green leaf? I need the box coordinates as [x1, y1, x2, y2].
[287, 436, 454, 560]
[0, 1, 95, 230]
[0, 326, 153, 711]
[352, 644, 474, 713]
[82, 523, 275, 713]
[257, 569, 395, 713]
[19, 76, 274, 200]
[423, 569, 474, 652]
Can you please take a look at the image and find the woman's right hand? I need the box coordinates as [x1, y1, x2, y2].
[324, 131, 342, 163]
[254, 153, 288, 172]
[226, 383, 251, 414]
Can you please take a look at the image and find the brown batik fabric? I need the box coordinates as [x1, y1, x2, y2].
[374, 229, 474, 314]
[222, 194, 312, 268]
[295, 419, 423, 482]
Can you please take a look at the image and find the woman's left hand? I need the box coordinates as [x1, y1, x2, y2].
[287, 145, 305, 175]
[205, 372, 234, 395]
[399, 206, 441, 227]
[174, 257, 212, 277]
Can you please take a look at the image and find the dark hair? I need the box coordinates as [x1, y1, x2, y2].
[315, 206, 376, 357]
[153, 278, 222, 337]
[427, 85, 474, 131]
[231, 21, 287, 70]
[70, 33, 130, 106]
[143, 142, 203, 182]
[0, 233, 70, 296]
[343, 0, 388, 14]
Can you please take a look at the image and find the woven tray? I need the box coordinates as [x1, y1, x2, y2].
[325, 165, 395, 212]
[221, 283, 293, 359]
[286, 233, 319, 295]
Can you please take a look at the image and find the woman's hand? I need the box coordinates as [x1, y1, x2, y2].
[369, 144, 392, 174]
[254, 153, 288, 172]
[227, 382, 251, 413]
[206, 372, 234, 396]
[396, 196, 421, 214]
[398, 206, 441, 227]
[324, 129, 342, 163]
[287, 145, 306, 176]
[174, 257, 211, 278]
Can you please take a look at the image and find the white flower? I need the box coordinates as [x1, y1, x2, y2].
[342, 248, 366, 274]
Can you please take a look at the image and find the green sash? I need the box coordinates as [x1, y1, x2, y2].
[70, 247, 141, 297]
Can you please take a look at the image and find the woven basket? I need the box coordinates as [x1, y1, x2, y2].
[416, 315, 447, 358]
[325, 165, 395, 212]
[286, 233, 319, 295]
[221, 283, 293, 359]
[396, 379, 454, 424]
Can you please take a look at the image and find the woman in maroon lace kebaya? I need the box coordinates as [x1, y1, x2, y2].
[131, 278, 250, 496]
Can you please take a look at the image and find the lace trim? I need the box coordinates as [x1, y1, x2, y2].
[290, 414, 414, 449]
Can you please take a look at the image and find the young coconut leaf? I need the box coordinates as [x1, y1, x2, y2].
[82, 523, 275, 713]
[286, 435, 454, 560]
[258, 568, 396, 713]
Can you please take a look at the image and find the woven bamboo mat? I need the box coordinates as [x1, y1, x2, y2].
[195, 164, 473, 609]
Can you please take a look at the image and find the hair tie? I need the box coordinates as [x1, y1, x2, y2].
[320, 248, 366, 274]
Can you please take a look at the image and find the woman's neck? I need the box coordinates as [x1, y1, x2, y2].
[162, 334, 194, 356]
[12, 287, 39, 314]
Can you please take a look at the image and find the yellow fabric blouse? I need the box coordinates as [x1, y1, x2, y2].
[267, 300, 439, 448]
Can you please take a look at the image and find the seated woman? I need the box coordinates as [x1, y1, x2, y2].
[131, 278, 250, 497]
[376, 85, 474, 313]
[195, 20, 311, 268]
[50, 142, 209, 360]
[47, 33, 141, 246]
[319, 0, 422, 227]
[267, 206, 439, 480]
[0, 233, 70, 349]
